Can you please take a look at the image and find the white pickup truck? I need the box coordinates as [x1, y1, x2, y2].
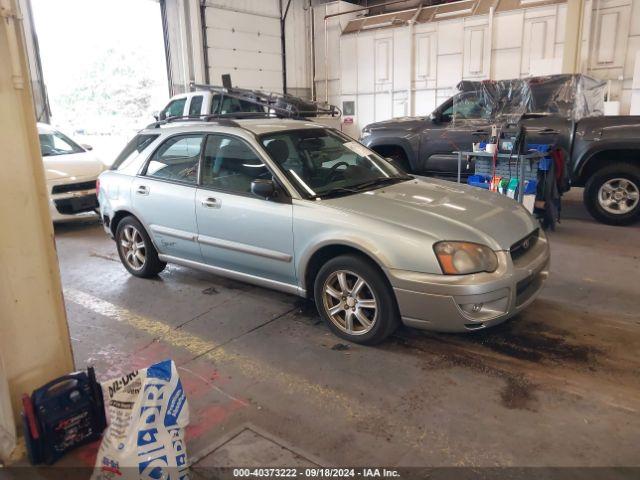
[157, 86, 343, 131]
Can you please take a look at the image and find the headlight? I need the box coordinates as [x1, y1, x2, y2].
[360, 129, 370, 139]
[434, 241, 498, 275]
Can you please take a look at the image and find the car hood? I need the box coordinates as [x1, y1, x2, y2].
[324, 177, 538, 250]
[43, 152, 106, 182]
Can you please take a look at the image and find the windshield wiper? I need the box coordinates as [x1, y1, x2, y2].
[349, 176, 409, 191]
[315, 176, 410, 199]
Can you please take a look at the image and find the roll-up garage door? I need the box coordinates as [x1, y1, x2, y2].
[203, 2, 283, 92]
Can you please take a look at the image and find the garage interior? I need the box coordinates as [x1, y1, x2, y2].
[1, 0, 640, 476]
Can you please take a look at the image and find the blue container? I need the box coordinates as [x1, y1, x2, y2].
[527, 143, 553, 171]
[467, 174, 492, 189]
[527, 143, 551, 154]
[524, 179, 538, 194]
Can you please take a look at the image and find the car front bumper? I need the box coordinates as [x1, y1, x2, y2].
[46, 175, 101, 222]
[388, 232, 550, 332]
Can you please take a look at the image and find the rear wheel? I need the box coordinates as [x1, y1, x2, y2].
[584, 164, 640, 226]
[115, 216, 166, 277]
[314, 254, 399, 345]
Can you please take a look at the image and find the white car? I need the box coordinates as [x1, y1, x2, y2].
[38, 123, 106, 222]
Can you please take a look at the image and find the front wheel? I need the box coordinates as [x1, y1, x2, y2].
[115, 216, 166, 277]
[314, 254, 400, 345]
[584, 164, 640, 226]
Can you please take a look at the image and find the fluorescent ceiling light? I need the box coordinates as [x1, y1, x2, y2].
[520, 0, 547, 4]
[361, 20, 394, 30]
[434, 7, 473, 19]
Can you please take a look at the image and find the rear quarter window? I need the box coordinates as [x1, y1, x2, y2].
[189, 95, 204, 116]
[111, 134, 159, 172]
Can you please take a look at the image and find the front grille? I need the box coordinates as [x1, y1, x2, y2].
[51, 180, 96, 195]
[54, 194, 98, 215]
[510, 229, 539, 262]
[516, 269, 544, 307]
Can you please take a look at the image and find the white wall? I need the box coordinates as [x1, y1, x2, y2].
[163, 0, 207, 94]
[333, 0, 640, 131]
[314, 1, 362, 108]
[336, 2, 568, 132]
[582, 0, 640, 114]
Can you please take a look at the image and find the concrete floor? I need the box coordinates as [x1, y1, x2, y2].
[53, 188, 640, 468]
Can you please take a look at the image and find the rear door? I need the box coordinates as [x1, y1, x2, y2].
[195, 133, 296, 286]
[419, 92, 491, 176]
[132, 133, 204, 262]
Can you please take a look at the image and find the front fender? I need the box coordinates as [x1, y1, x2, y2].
[363, 135, 420, 168]
[574, 140, 640, 182]
[292, 200, 442, 288]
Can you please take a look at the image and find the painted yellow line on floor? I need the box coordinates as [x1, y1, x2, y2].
[65, 288, 357, 416]
[63, 288, 484, 458]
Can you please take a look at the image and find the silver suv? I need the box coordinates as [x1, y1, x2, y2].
[98, 118, 550, 344]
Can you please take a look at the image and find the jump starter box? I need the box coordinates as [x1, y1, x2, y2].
[22, 367, 107, 465]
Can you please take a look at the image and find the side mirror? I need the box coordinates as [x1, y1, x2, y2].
[430, 111, 441, 123]
[152, 111, 160, 121]
[251, 179, 276, 199]
[82, 144, 93, 151]
[158, 111, 167, 121]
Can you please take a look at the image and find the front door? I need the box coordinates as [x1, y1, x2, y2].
[195, 134, 296, 287]
[132, 133, 203, 262]
[420, 92, 492, 177]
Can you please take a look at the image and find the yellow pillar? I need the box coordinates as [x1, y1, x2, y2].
[0, 0, 75, 438]
[562, 0, 586, 74]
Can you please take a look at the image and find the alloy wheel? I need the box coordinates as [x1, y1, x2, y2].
[598, 178, 640, 215]
[322, 270, 378, 336]
[120, 225, 146, 270]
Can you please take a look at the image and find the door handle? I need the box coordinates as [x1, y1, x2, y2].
[201, 197, 220, 208]
[472, 130, 489, 135]
[136, 185, 149, 195]
[539, 128, 559, 135]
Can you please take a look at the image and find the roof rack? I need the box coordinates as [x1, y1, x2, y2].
[145, 113, 281, 129]
[189, 81, 342, 119]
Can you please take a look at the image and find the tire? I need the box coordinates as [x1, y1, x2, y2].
[583, 163, 640, 226]
[115, 216, 166, 277]
[313, 254, 400, 345]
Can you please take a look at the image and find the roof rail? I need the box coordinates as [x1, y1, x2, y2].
[189, 81, 342, 119]
[145, 114, 243, 129]
[145, 111, 315, 129]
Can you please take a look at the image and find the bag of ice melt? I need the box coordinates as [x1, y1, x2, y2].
[92, 359, 189, 480]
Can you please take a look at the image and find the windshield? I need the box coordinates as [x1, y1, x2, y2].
[260, 128, 409, 199]
[39, 130, 85, 157]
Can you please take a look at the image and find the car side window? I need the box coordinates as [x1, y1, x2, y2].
[189, 96, 204, 116]
[145, 134, 203, 185]
[210, 95, 264, 114]
[440, 101, 454, 123]
[201, 134, 269, 194]
[443, 92, 490, 122]
[111, 134, 159, 171]
[163, 98, 187, 118]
